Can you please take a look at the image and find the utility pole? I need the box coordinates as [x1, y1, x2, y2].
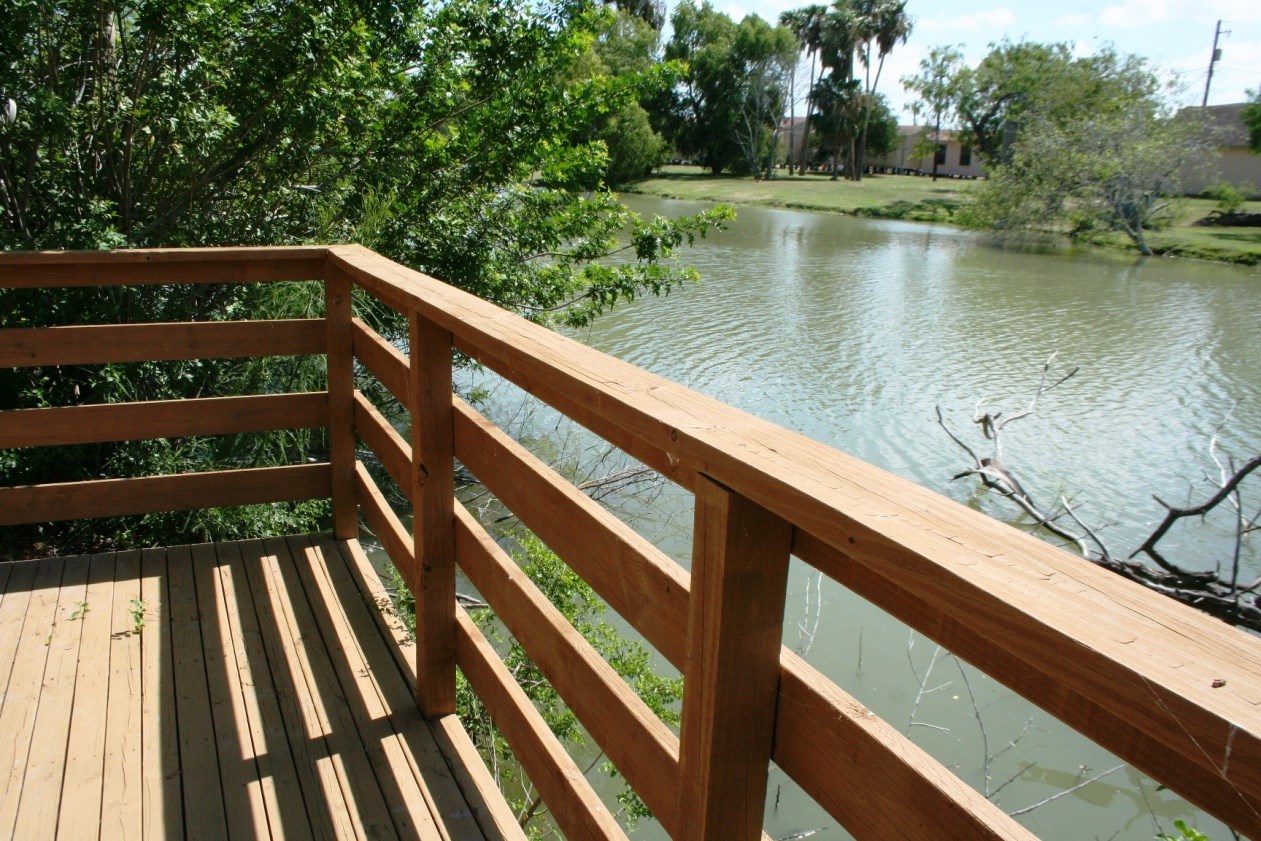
[1202, 19, 1229, 107]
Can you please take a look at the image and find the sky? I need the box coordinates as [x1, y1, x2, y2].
[676, 0, 1261, 123]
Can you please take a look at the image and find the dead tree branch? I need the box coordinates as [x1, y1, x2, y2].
[939, 358, 1261, 633]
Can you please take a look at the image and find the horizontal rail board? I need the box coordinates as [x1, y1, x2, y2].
[774, 651, 1034, 840]
[453, 398, 688, 671]
[791, 530, 1261, 834]
[0, 392, 328, 448]
[353, 462, 416, 593]
[353, 393, 411, 493]
[0, 464, 329, 525]
[0, 320, 325, 368]
[455, 609, 626, 841]
[329, 243, 1261, 834]
[0, 247, 325, 287]
[453, 503, 682, 836]
[351, 319, 410, 407]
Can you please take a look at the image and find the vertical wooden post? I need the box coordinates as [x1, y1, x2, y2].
[677, 475, 792, 840]
[325, 267, 357, 539]
[409, 312, 457, 717]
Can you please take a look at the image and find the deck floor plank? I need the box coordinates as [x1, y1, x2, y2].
[237, 538, 356, 840]
[261, 535, 398, 840]
[57, 553, 117, 840]
[168, 544, 230, 841]
[14, 554, 90, 838]
[290, 535, 445, 840]
[193, 541, 271, 840]
[103, 550, 145, 841]
[139, 546, 179, 841]
[214, 539, 315, 841]
[0, 536, 499, 841]
[0, 556, 65, 839]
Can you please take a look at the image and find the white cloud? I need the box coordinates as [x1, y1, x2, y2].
[1056, 13, 1093, 27]
[1099, 0, 1181, 28]
[1206, 0, 1261, 24]
[916, 7, 1018, 33]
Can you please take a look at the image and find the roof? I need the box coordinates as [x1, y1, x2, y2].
[1192, 103, 1251, 147]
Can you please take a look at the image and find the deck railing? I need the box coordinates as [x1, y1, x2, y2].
[1, 245, 1259, 840]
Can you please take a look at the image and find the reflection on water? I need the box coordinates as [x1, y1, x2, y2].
[469, 196, 1260, 840]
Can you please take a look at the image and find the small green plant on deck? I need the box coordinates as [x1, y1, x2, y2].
[129, 598, 146, 634]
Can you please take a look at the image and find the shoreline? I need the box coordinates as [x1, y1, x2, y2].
[622, 168, 1261, 267]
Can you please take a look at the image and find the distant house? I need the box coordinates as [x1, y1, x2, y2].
[1181, 103, 1261, 198]
[866, 126, 985, 178]
[776, 119, 986, 178]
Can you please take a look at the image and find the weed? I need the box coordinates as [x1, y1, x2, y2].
[129, 598, 146, 634]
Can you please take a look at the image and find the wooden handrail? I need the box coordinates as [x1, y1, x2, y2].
[327, 243, 1261, 836]
[3, 245, 1260, 839]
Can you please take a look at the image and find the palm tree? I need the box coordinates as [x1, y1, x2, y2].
[781, 5, 829, 175]
[851, 0, 912, 179]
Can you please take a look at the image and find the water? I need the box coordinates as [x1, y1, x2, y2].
[462, 196, 1261, 839]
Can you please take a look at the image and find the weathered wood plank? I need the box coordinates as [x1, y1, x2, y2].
[192, 542, 270, 840]
[453, 503, 681, 836]
[13, 554, 90, 839]
[354, 391, 412, 493]
[168, 544, 230, 839]
[0, 557, 63, 840]
[0, 392, 328, 449]
[262, 536, 398, 839]
[138, 547, 179, 841]
[327, 268, 359, 539]
[0, 560, 39, 736]
[791, 529, 1261, 836]
[334, 536, 518, 841]
[238, 538, 360, 838]
[0, 462, 331, 526]
[410, 313, 457, 718]
[213, 539, 316, 841]
[330, 242, 1261, 834]
[55, 553, 115, 840]
[0, 319, 325, 368]
[455, 607, 626, 841]
[677, 478, 790, 840]
[453, 397, 688, 670]
[293, 536, 446, 839]
[774, 649, 1036, 841]
[0, 246, 326, 287]
[352, 318, 410, 407]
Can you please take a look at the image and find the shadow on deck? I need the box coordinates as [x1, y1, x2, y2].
[0, 535, 509, 840]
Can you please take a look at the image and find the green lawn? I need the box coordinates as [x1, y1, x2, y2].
[624, 166, 1261, 265]
[624, 165, 976, 219]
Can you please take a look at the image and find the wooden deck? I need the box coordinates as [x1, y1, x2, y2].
[0, 534, 513, 841]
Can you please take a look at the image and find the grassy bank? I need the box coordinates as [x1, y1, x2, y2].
[625, 165, 975, 221]
[626, 166, 1261, 265]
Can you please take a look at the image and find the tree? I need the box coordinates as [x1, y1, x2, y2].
[1244, 89, 1261, 154]
[571, 9, 673, 185]
[0, 0, 732, 553]
[902, 45, 965, 181]
[850, 0, 912, 180]
[779, 5, 829, 175]
[662, 2, 795, 175]
[964, 98, 1213, 255]
[936, 41, 1163, 165]
[942, 43, 1212, 255]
